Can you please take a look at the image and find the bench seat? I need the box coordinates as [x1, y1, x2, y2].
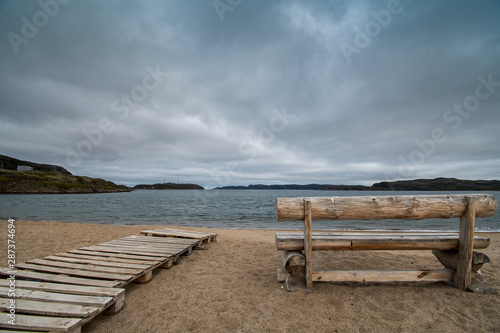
[276, 232, 490, 251]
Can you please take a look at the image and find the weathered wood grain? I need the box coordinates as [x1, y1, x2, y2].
[277, 194, 497, 221]
[275, 232, 490, 251]
[456, 197, 476, 290]
[312, 269, 454, 283]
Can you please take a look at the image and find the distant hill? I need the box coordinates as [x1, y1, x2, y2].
[215, 184, 330, 190]
[0, 154, 131, 194]
[216, 178, 500, 191]
[369, 178, 500, 191]
[134, 183, 204, 190]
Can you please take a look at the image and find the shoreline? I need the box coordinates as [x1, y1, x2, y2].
[6, 219, 500, 233]
[1, 220, 499, 332]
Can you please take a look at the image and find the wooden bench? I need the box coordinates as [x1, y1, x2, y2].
[275, 194, 498, 292]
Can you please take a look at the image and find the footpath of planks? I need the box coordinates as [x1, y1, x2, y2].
[0, 229, 216, 332]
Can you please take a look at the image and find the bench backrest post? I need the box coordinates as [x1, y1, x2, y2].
[304, 198, 313, 289]
[456, 197, 476, 290]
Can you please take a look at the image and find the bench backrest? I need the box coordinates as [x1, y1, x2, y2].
[277, 194, 497, 221]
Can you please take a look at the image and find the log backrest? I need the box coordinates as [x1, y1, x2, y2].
[277, 194, 497, 222]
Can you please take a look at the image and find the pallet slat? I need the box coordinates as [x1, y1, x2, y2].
[0, 313, 81, 332]
[28, 259, 143, 275]
[0, 268, 120, 288]
[16, 263, 134, 281]
[0, 280, 122, 297]
[0, 298, 100, 318]
[0, 287, 113, 307]
[67, 249, 166, 262]
[140, 228, 218, 243]
[44, 255, 151, 270]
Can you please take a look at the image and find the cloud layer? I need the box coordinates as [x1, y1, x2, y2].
[1, 0, 499, 187]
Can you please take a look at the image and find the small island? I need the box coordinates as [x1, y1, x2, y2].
[134, 183, 204, 190]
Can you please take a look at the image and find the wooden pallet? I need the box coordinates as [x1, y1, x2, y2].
[2, 235, 200, 292]
[140, 228, 218, 244]
[0, 235, 201, 332]
[0, 278, 125, 333]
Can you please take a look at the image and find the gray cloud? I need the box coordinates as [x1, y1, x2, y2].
[1, 0, 499, 188]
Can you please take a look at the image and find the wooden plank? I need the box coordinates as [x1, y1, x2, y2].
[275, 233, 490, 251]
[304, 199, 313, 289]
[104, 241, 195, 251]
[122, 234, 200, 241]
[27, 259, 143, 275]
[16, 263, 134, 281]
[90, 245, 186, 256]
[274, 232, 491, 240]
[275, 239, 487, 251]
[0, 287, 113, 307]
[97, 243, 196, 255]
[125, 235, 203, 243]
[277, 239, 352, 251]
[56, 252, 160, 266]
[140, 228, 218, 241]
[77, 246, 170, 258]
[110, 237, 201, 247]
[67, 249, 166, 262]
[0, 268, 120, 288]
[0, 298, 100, 318]
[277, 194, 497, 221]
[44, 255, 151, 270]
[457, 197, 476, 290]
[0, 279, 123, 297]
[312, 269, 454, 283]
[0, 313, 81, 332]
[276, 231, 464, 237]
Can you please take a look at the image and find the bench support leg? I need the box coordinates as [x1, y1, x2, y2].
[456, 197, 476, 290]
[304, 199, 313, 290]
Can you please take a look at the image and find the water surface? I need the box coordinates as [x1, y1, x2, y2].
[1, 190, 499, 231]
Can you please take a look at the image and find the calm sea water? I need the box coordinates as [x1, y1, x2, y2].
[0, 190, 499, 231]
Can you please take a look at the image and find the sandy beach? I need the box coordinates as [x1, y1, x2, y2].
[1, 220, 499, 332]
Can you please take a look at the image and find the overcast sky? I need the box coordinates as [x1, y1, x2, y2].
[1, 0, 499, 188]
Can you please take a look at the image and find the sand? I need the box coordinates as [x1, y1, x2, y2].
[1, 220, 499, 332]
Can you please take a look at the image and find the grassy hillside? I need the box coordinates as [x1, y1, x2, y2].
[0, 169, 131, 194]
